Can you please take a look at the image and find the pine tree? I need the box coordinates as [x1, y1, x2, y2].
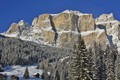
[88, 48, 98, 80]
[105, 45, 118, 80]
[112, 45, 119, 80]
[106, 48, 115, 80]
[92, 43, 106, 80]
[0, 64, 4, 72]
[23, 67, 30, 79]
[41, 72, 45, 79]
[55, 70, 60, 80]
[70, 34, 96, 80]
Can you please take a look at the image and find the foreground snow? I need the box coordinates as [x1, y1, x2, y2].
[0, 64, 43, 80]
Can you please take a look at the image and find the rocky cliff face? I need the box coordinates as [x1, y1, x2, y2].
[2, 10, 120, 51]
[6, 20, 30, 37]
[95, 13, 120, 51]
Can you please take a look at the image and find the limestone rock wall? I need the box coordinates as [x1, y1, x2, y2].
[78, 14, 94, 32]
[3, 10, 120, 49]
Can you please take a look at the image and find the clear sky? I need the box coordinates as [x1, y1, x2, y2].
[0, 0, 120, 32]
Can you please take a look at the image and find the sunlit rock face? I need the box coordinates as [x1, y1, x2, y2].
[96, 13, 114, 22]
[95, 13, 119, 35]
[2, 10, 120, 50]
[36, 14, 52, 29]
[6, 23, 18, 34]
[78, 14, 95, 32]
[57, 29, 109, 48]
[95, 13, 120, 51]
[5, 20, 30, 37]
[52, 13, 78, 32]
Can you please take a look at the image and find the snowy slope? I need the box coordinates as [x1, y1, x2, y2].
[0, 64, 43, 80]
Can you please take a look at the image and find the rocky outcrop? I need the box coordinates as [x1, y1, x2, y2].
[96, 13, 114, 22]
[5, 20, 30, 37]
[2, 10, 120, 50]
[95, 13, 119, 35]
[36, 14, 52, 29]
[44, 30, 55, 44]
[31, 10, 100, 47]
[6, 23, 18, 34]
[52, 13, 78, 32]
[57, 31, 78, 48]
[96, 29, 108, 44]
[52, 11, 95, 32]
[57, 29, 109, 48]
[78, 14, 94, 32]
[95, 13, 120, 51]
[31, 14, 58, 45]
[32, 17, 38, 26]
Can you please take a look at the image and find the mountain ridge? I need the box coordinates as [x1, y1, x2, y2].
[1, 10, 120, 51]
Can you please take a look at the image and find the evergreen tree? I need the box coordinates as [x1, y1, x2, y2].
[88, 48, 98, 80]
[55, 70, 60, 80]
[0, 64, 4, 72]
[97, 48, 106, 80]
[112, 45, 119, 80]
[70, 34, 96, 80]
[105, 45, 118, 80]
[105, 46, 115, 80]
[41, 72, 45, 79]
[23, 67, 30, 79]
[92, 43, 106, 80]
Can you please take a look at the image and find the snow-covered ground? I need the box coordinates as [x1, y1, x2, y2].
[0, 64, 43, 80]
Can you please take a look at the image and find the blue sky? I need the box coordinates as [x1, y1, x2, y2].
[0, 0, 120, 32]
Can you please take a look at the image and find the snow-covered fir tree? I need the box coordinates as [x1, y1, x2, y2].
[105, 45, 115, 80]
[23, 67, 30, 79]
[96, 47, 106, 80]
[70, 34, 97, 80]
[88, 48, 98, 80]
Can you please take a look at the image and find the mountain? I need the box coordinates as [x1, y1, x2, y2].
[0, 10, 120, 80]
[1, 10, 120, 51]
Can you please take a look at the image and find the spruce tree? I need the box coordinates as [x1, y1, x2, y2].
[105, 45, 117, 80]
[70, 34, 96, 80]
[97, 49, 106, 80]
[88, 48, 98, 80]
[23, 67, 30, 79]
[112, 45, 119, 80]
[55, 70, 60, 80]
[92, 43, 106, 80]
[0, 64, 4, 72]
[106, 49, 115, 80]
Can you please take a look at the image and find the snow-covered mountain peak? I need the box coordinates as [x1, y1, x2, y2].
[63, 10, 81, 14]
[2, 20, 31, 38]
[1, 10, 120, 51]
[96, 13, 115, 22]
[18, 20, 24, 26]
[62, 10, 90, 16]
[18, 20, 30, 27]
